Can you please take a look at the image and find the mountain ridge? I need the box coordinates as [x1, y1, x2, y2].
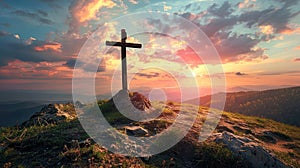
[185, 86, 300, 127]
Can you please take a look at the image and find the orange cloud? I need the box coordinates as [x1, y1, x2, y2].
[0, 60, 73, 79]
[34, 42, 62, 52]
[72, 0, 116, 23]
[259, 25, 274, 35]
[280, 27, 300, 35]
[294, 58, 300, 62]
[237, 0, 256, 9]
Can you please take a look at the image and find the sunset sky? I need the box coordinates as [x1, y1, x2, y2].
[0, 0, 299, 101]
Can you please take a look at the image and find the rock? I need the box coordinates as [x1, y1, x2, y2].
[107, 90, 157, 121]
[110, 90, 152, 112]
[129, 92, 152, 111]
[216, 125, 234, 133]
[213, 131, 289, 168]
[124, 126, 148, 136]
[283, 143, 299, 149]
[233, 125, 252, 134]
[255, 133, 277, 144]
[22, 103, 77, 127]
[263, 131, 292, 142]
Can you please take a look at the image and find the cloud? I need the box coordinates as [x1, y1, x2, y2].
[0, 30, 10, 37]
[67, 0, 116, 35]
[11, 10, 54, 25]
[175, 47, 203, 67]
[259, 25, 275, 35]
[13, 34, 20, 39]
[293, 58, 300, 62]
[259, 70, 300, 76]
[295, 46, 300, 50]
[70, 0, 116, 23]
[148, 3, 270, 64]
[56, 35, 87, 57]
[39, 0, 62, 9]
[0, 23, 10, 27]
[128, 0, 138, 5]
[25, 37, 36, 45]
[213, 32, 268, 62]
[208, 1, 233, 18]
[274, 0, 299, 8]
[178, 1, 299, 63]
[163, 4, 172, 11]
[0, 33, 65, 66]
[37, 10, 48, 17]
[0, 60, 73, 79]
[63, 58, 106, 72]
[0, 1, 11, 9]
[135, 72, 160, 79]
[235, 72, 247, 76]
[281, 27, 300, 35]
[34, 42, 62, 52]
[201, 17, 238, 37]
[239, 2, 300, 34]
[237, 0, 256, 9]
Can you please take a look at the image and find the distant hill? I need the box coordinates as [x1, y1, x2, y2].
[185, 86, 300, 127]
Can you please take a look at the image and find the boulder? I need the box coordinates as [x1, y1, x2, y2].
[129, 92, 152, 111]
[124, 126, 148, 136]
[213, 131, 289, 168]
[110, 90, 152, 112]
[22, 103, 76, 127]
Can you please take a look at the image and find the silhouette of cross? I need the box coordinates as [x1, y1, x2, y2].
[106, 29, 142, 90]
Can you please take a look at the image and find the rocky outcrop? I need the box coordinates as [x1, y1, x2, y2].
[212, 132, 289, 168]
[110, 90, 152, 112]
[22, 103, 76, 127]
[124, 126, 149, 136]
[129, 92, 152, 111]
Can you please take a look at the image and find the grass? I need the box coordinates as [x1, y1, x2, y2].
[0, 120, 90, 167]
[1, 101, 300, 167]
[193, 142, 250, 168]
[98, 100, 134, 125]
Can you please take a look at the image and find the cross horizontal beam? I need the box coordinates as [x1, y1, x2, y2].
[106, 41, 142, 48]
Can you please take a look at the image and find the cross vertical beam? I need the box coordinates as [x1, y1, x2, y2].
[106, 29, 142, 91]
[121, 30, 127, 90]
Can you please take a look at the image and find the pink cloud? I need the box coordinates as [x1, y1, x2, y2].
[34, 42, 62, 52]
[294, 58, 300, 62]
[0, 60, 73, 79]
[279, 27, 300, 35]
[176, 47, 203, 67]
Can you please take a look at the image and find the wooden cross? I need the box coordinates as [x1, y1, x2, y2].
[106, 29, 142, 90]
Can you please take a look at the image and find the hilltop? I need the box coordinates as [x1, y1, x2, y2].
[185, 86, 300, 126]
[1, 97, 299, 167]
